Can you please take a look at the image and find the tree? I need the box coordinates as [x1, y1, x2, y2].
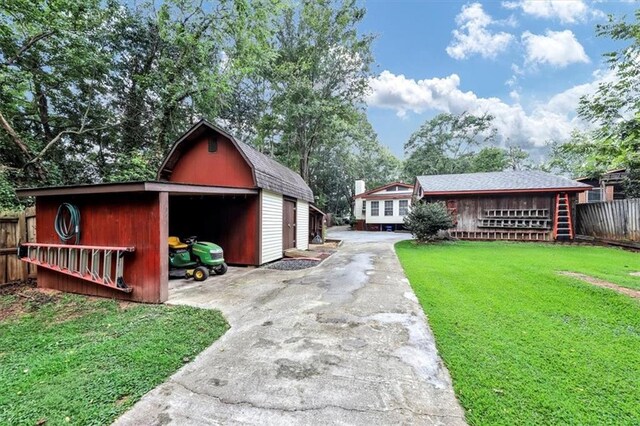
[576, 10, 640, 190]
[506, 144, 530, 171]
[544, 132, 602, 178]
[0, 0, 281, 208]
[403, 112, 497, 179]
[260, 0, 373, 183]
[0, 0, 114, 191]
[404, 202, 454, 242]
[310, 113, 401, 215]
[469, 147, 508, 172]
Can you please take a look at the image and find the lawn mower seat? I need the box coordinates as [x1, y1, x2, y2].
[168, 236, 189, 250]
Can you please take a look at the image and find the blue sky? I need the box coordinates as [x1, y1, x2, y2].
[360, 0, 637, 160]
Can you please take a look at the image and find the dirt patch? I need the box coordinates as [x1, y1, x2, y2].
[630, 272, 640, 277]
[0, 285, 61, 321]
[558, 271, 640, 299]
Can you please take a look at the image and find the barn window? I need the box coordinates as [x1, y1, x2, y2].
[399, 200, 409, 216]
[371, 201, 379, 216]
[208, 137, 218, 152]
[384, 200, 393, 216]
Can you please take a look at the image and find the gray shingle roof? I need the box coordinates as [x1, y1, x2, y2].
[158, 120, 314, 202]
[416, 171, 591, 194]
[235, 140, 314, 202]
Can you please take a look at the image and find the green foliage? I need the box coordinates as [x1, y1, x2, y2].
[403, 112, 499, 178]
[106, 151, 156, 182]
[243, 0, 374, 183]
[0, 170, 20, 210]
[403, 201, 454, 242]
[468, 147, 508, 173]
[0, 291, 228, 425]
[0, 0, 280, 191]
[311, 113, 402, 215]
[574, 11, 640, 189]
[396, 241, 640, 425]
[0, 0, 391, 217]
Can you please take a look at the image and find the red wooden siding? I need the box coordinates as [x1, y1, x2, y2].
[35, 193, 167, 303]
[169, 195, 259, 265]
[169, 134, 255, 188]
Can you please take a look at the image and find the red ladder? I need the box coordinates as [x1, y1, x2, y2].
[18, 243, 135, 293]
[553, 193, 574, 240]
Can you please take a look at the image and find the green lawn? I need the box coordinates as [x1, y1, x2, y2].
[396, 241, 640, 426]
[0, 288, 228, 426]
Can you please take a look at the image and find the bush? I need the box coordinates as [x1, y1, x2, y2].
[404, 201, 454, 242]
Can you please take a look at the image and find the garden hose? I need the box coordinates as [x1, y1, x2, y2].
[55, 203, 81, 244]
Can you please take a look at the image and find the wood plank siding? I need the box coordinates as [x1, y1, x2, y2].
[296, 200, 309, 250]
[168, 134, 255, 188]
[260, 190, 283, 264]
[424, 193, 576, 241]
[34, 193, 167, 303]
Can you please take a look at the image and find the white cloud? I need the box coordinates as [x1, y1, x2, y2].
[446, 3, 514, 60]
[366, 69, 613, 148]
[502, 0, 600, 24]
[522, 30, 589, 68]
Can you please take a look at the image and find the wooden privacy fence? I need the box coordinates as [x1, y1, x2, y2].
[576, 199, 640, 242]
[0, 207, 36, 284]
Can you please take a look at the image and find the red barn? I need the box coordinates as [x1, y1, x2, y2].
[17, 120, 313, 303]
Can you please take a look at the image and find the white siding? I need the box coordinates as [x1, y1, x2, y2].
[354, 198, 365, 220]
[296, 200, 309, 250]
[260, 190, 283, 264]
[366, 197, 412, 224]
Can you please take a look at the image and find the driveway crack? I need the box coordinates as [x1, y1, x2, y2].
[170, 380, 465, 419]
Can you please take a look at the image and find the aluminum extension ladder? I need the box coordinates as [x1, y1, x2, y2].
[18, 243, 135, 293]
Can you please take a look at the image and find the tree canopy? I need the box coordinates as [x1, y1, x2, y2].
[0, 0, 398, 215]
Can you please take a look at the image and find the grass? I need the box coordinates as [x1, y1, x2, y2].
[0, 286, 228, 426]
[395, 241, 640, 425]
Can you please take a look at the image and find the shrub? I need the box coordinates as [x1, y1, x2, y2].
[404, 201, 454, 242]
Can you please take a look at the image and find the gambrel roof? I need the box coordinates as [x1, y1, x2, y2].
[158, 120, 314, 202]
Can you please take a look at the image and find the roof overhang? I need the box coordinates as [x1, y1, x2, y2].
[16, 181, 259, 198]
[359, 194, 413, 200]
[309, 204, 325, 216]
[354, 181, 413, 199]
[419, 186, 592, 197]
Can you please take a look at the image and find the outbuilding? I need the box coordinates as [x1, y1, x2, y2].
[17, 120, 313, 303]
[414, 171, 591, 241]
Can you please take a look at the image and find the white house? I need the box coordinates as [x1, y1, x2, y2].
[353, 180, 413, 231]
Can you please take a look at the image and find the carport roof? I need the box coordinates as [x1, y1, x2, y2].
[16, 181, 259, 197]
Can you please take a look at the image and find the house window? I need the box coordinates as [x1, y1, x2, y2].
[587, 188, 602, 203]
[371, 201, 379, 216]
[399, 200, 409, 216]
[384, 200, 393, 216]
[361, 200, 366, 216]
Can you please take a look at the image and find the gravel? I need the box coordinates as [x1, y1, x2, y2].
[265, 259, 320, 270]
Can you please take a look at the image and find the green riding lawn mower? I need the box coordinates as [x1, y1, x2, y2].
[168, 236, 228, 281]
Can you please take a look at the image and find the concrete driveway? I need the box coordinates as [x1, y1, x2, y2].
[114, 229, 466, 425]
